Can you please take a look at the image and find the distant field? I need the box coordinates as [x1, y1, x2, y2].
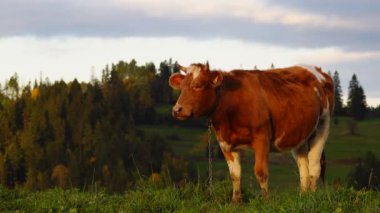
[139, 116, 380, 189]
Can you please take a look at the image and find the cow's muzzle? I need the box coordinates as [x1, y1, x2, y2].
[172, 104, 191, 120]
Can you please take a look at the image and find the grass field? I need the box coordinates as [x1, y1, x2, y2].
[1, 181, 379, 212]
[1, 116, 379, 212]
[139, 116, 380, 189]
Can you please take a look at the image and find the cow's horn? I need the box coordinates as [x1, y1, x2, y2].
[177, 64, 187, 73]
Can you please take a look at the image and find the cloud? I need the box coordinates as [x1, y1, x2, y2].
[0, 36, 379, 106]
[0, 1, 379, 105]
[296, 48, 380, 65]
[0, 36, 297, 83]
[120, 0, 359, 29]
[0, 35, 377, 79]
[1, 0, 379, 51]
[0, 0, 376, 34]
[267, 0, 380, 18]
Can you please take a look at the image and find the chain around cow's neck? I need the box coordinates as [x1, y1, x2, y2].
[207, 85, 222, 189]
[207, 119, 213, 188]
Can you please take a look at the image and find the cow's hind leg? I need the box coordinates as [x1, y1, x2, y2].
[253, 142, 269, 199]
[220, 147, 242, 203]
[292, 143, 310, 192]
[307, 115, 330, 191]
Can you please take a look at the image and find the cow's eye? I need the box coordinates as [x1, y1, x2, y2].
[193, 84, 205, 91]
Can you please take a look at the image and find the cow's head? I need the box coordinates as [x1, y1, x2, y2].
[169, 62, 223, 120]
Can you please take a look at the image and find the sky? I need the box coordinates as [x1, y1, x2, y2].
[1, 0, 380, 106]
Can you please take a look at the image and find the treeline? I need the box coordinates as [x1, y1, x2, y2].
[332, 71, 380, 120]
[0, 59, 196, 192]
[1, 61, 379, 192]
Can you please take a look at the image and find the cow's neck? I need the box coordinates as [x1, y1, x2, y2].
[205, 86, 222, 119]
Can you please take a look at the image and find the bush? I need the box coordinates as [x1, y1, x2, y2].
[166, 133, 181, 141]
[347, 118, 360, 135]
[347, 152, 380, 190]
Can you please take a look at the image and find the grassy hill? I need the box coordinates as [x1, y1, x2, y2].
[1, 181, 379, 212]
[140, 116, 380, 189]
[1, 116, 379, 212]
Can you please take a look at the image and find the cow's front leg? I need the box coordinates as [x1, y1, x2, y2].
[220, 143, 242, 203]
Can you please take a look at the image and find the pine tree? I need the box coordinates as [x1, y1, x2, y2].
[4, 73, 20, 99]
[333, 71, 344, 115]
[157, 61, 173, 104]
[347, 74, 367, 120]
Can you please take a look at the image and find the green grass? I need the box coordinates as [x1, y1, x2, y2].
[139, 124, 206, 158]
[1, 182, 379, 212]
[1, 117, 379, 211]
[139, 117, 380, 188]
[327, 117, 380, 157]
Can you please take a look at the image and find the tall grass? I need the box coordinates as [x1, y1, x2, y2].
[1, 180, 379, 212]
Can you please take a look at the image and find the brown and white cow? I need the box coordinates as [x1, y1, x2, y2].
[169, 63, 334, 202]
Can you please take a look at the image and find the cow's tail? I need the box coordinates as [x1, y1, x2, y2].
[320, 150, 326, 184]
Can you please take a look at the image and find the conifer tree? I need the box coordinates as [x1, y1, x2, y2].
[158, 60, 173, 104]
[333, 71, 344, 115]
[347, 74, 367, 120]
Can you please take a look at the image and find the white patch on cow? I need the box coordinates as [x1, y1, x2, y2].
[274, 132, 285, 147]
[219, 140, 249, 152]
[314, 87, 321, 98]
[187, 65, 201, 79]
[226, 151, 241, 201]
[298, 64, 325, 83]
[218, 142, 241, 201]
[320, 100, 330, 118]
[219, 141, 231, 152]
[226, 152, 241, 178]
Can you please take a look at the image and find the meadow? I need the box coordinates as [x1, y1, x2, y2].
[141, 114, 380, 188]
[1, 116, 379, 212]
[1, 180, 379, 212]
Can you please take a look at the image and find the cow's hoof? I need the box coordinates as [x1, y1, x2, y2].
[261, 189, 270, 201]
[232, 196, 242, 203]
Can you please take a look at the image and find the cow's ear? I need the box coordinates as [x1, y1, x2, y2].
[169, 73, 185, 90]
[210, 71, 223, 87]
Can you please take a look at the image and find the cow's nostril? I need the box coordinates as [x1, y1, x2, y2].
[177, 107, 182, 112]
[173, 105, 183, 114]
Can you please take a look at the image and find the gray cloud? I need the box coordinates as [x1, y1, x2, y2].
[0, 0, 379, 105]
[1, 0, 379, 52]
[268, 0, 380, 17]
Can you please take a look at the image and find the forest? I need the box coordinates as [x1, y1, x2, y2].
[0, 59, 196, 192]
[0, 59, 379, 192]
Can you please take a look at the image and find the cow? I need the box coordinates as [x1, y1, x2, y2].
[169, 62, 334, 202]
